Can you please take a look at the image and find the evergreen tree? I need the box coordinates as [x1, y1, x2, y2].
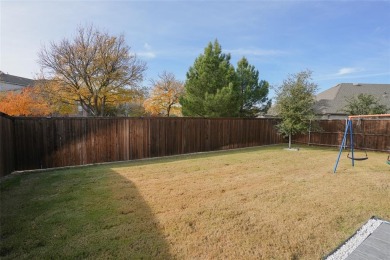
[236, 57, 271, 117]
[180, 40, 239, 117]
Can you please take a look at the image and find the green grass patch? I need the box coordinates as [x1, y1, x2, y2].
[0, 175, 21, 192]
[0, 167, 171, 259]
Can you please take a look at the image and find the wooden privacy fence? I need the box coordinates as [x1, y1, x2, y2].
[292, 119, 390, 152]
[2, 115, 389, 177]
[0, 115, 283, 176]
[0, 113, 15, 176]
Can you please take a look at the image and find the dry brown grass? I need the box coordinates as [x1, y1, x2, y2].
[110, 145, 390, 259]
[1, 145, 389, 259]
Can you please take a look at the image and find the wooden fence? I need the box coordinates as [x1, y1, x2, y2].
[2, 115, 389, 177]
[0, 113, 15, 177]
[1, 116, 283, 175]
[292, 119, 390, 152]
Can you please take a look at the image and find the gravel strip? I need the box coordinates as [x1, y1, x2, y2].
[325, 218, 383, 260]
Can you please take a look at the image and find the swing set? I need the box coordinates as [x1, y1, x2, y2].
[333, 114, 390, 173]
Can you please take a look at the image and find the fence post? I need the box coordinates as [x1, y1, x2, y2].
[308, 120, 311, 145]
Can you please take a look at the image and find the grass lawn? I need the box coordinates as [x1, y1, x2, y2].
[1, 145, 389, 259]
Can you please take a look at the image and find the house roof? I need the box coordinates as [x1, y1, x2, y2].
[314, 83, 390, 115]
[0, 71, 35, 87]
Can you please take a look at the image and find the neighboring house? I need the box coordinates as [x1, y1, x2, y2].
[314, 83, 390, 119]
[0, 71, 35, 92]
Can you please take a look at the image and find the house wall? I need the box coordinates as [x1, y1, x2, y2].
[316, 114, 348, 120]
[0, 82, 25, 92]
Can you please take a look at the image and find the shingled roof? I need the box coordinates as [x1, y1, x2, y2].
[0, 71, 35, 91]
[314, 83, 390, 118]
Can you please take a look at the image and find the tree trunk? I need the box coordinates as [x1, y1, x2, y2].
[167, 104, 171, 117]
[101, 96, 106, 117]
[288, 132, 292, 149]
[94, 95, 100, 116]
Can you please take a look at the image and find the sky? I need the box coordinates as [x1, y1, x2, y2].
[1, 0, 390, 98]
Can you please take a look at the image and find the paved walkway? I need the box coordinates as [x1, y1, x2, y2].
[326, 217, 390, 260]
[345, 222, 390, 260]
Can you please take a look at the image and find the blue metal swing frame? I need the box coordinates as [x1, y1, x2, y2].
[334, 114, 390, 173]
[333, 119, 367, 173]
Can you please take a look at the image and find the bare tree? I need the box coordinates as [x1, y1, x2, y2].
[38, 25, 147, 116]
[144, 72, 184, 116]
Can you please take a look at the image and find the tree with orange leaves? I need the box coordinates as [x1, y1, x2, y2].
[144, 72, 184, 117]
[38, 25, 146, 116]
[33, 79, 79, 115]
[0, 87, 51, 116]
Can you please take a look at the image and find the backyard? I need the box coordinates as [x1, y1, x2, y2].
[1, 145, 389, 259]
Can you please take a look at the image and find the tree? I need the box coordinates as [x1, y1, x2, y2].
[144, 72, 184, 117]
[34, 79, 79, 115]
[236, 57, 271, 117]
[38, 25, 146, 116]
[181, 40, 271, 117]
[0, 87, 51, 116]
[113, 87, 149, 116]
[180, 40, 239, 117]
[343, 93, 388, 115]
[274, 70, 318, 149]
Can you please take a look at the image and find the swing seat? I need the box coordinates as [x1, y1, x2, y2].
[347, 152, 368, 161]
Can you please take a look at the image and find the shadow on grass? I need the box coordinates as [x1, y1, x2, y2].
[0, 167, 172, 259]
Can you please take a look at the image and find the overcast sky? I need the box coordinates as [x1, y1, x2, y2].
[1, 0, 389, 97]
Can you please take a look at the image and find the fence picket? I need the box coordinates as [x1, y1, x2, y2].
[2, 115, 388, 176]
